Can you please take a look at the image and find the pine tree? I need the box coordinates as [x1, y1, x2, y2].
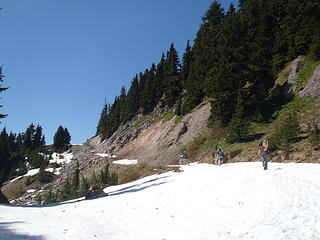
[226, 89, 250, 143]
[64, 128, 71, 145]
[58, 178, 72, 202]
[208, 4, 244, 126]
[24, 124, 35, 150]
[181, 40, 192, 88]
[34, 125, 45, 150]
[154, 53, 166, 102]
[123, 75, 140, 122]
[44, 190, 56, 204]
[53, 126, 65, 150]
[97, 103, 110, 140]
[163, 43, 181, 108]
[78, 175, 89, 196]
[53, 125, 71, 150]
[0, 67, 8, 120]
[71, 161, 80, 197]
[38, 162, 50, 183]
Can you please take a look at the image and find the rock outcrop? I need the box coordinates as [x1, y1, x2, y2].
[299, 65, 320, 98]
[72, 103, 211, 168]
[0, 189, 9, 204]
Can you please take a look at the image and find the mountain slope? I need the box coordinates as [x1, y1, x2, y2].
[1, 162, 320, 240]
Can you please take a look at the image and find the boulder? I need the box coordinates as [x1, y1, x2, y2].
[0, 188, 9, 204]
[85, 189, 107, 200]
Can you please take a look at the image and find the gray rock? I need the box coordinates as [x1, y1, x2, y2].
[299, 65, 320, 98]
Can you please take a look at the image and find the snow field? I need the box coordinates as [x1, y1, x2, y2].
[112, 159, 138, 165]
[1, 162, 320, 240]
[50, 152, 73, 164]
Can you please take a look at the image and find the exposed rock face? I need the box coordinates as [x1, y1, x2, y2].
[109, 103, 211, 165]
[283, 56, 304, 98]
[74, 103, 211, 167]
[299, 65, 320, 98]
[0, 188, 9, 204]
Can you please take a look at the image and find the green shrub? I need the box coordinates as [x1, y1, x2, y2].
[44, 190, 57, 204]
[38, 164, 51, 183]
[121, 167, 139, 183]
[308, 122, 320, 147]
[268, 111, 301, 151]
[296, 60, 320, 89]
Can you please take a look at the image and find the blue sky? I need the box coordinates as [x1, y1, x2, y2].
[0, 0, 237, 144]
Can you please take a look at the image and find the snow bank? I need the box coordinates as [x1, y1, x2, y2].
[1, 162, 320, 240]
[25, 168, 40, 176]
[50, 152, 73, 164]
[112, 159, 138, 165]
[95, 153, 111, 158]
[95, 153, 117, 158]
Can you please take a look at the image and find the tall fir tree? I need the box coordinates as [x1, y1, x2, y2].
[163, 43, 181, 108]
[0, 67, 8, 120]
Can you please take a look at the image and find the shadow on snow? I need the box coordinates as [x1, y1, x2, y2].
[2, 175, 171, 208]
[0, 221, 43, 240]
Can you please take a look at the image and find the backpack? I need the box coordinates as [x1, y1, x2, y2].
[259, 140, 269, 154]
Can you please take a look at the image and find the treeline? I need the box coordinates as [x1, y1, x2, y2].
[0, 124, 46, 184]
[97, 43, 182, 140]
[97, 0, 320, 141]
[0, 123, 71, 185]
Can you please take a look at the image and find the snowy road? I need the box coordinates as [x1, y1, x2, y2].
[1, 162, 320, 240]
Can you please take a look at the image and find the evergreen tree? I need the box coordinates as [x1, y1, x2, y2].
[53, 126, 65, 150]
[226, 89, 250, 143]
[119, 86, 127, 123]
[0, 128, 10, 184]
[181, 40, 192, 88]
[58, 178, 72, 202]
[34, 124, 45, 150]
[123, 75, 140, 122]
[78, 175, 89, 196]
[24, 124, 35, 150]
[97, 103, 110, 140]
[182, 1, 224, 114]
[0, 67, 8, 120]
[38, 162, 50, 183]
[64, 128, 71, 145]
[208, 4, 245, 126]
[44, 190, 56, 204]
[71, 161, 80, 197]
[163, 43, 181, 108]
[53, 125, 71, 150]
[154, 53, 166, 102]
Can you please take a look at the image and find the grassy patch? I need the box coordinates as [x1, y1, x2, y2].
[120, 167, 140, 184]
[132, 114, 148, 129]
[270, 97, 313, 120]
[278, 66, 291, 86]
[249, 122, 270, 134]
[162, 109, 175, 123]
[297, 60, 320, 89]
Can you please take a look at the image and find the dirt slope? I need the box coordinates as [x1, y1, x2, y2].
[75, 102, 211, 167]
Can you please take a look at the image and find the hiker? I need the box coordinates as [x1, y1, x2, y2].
[183, 151, 188, 164]
[258, 140, 269, 170]
[215, 147, 223, 166]
[213, 148, 217, 164]
[179, 153, 184, 165]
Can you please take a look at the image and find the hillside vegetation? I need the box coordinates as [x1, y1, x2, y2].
[97, 0, 320, 144]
